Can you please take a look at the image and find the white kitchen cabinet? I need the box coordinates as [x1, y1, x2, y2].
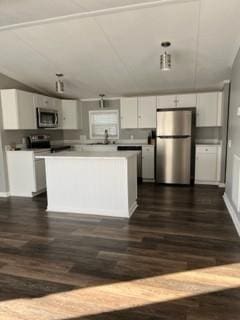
[138, 96, 157, 128]
[120, 97, 138, 128]
[196, 92, 222, 127]
[157, 95, 177, 108]
[195, 145, 221, 185]
[33, 94, 55, 110]
[157, 94, 196, 109]
[177, 94, 197, 108]
[6, 150, 48, 197]
[1, 89, 37, 130]
[142, 145, 155, 181]
[34, 159, 46, 191]
[61, 99, 80, 130]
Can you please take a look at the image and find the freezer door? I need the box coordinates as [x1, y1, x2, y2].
[157, 110, 192, 136]
[156, 137, 191, 184]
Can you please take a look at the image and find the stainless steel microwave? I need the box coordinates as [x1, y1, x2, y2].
[36, 108, 59, 128]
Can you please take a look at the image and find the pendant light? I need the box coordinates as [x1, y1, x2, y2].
[160, 42, 172, 71]
[56, 73, 64, 93]
[99, 94, 105, 109]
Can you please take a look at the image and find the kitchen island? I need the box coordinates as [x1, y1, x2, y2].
[36, 151, 138, 218]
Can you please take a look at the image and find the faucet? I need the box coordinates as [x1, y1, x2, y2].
[104, 129, 109, 144]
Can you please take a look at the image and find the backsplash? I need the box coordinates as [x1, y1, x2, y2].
[63, 99, 222, 142]
[63, 100, 151, 141]
[2, 130, 64, 147]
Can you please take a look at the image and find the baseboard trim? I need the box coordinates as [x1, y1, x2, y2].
[47, 203, 137, 219]
[195, 180, 219, 185]
[218, 183, 226, 188]
[129, 201, 138, 217]
[223, 193, 240, 237]
[0, 192, 10, 198]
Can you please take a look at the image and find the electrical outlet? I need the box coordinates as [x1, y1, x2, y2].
[130, 135, 134, 140]
[237, 107, 240, 117]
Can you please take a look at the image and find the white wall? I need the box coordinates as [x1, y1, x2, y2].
[225, 48, 240, 230]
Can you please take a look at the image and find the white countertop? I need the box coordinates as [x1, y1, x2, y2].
[35, 151, 139, 160]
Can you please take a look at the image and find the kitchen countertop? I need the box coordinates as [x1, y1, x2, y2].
[35, 151, 139, 160]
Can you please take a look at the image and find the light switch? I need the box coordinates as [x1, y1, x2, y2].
[237, 107, 240, 116]
[228, 140, 232, 148]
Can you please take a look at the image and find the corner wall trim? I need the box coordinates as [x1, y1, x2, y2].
[219, 183, 226, 188]
[223, 193, 240, 237]
[0, 192, 10, 198]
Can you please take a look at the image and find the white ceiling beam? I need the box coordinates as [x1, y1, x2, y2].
[0, 0, 199, 32]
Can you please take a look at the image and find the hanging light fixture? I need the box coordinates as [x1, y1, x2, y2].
[56, 73, 64, 93]
[160, 42, 172, 71]
[99, 94, 106, 109]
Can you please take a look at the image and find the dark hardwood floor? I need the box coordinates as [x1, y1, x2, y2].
[0, 184, 239, 320]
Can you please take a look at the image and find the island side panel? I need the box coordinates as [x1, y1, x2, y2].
[45, 157, 130, 217]
[127, 154, 138, 216]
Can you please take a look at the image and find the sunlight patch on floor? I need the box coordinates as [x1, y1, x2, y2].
[0, 263, 239, 320]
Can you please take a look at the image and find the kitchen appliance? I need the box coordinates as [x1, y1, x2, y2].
[156, 108, 195, 184]
[26, 135, 71, 152]
[36, 108, 59, 128]
[27, 135, 51, 149]
[117, 145, 142, 183]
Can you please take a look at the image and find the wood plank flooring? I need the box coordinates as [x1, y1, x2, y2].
[0, 184, 239, 319]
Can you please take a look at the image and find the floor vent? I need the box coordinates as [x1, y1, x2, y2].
[232, 154, 240, 212]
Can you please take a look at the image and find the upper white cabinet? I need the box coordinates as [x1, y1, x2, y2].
[157, 95, 177, 108]
[157, 94, 197, 108]
[196, 92, 222, 127]
[33, 94, 56, 110]
[177, 94, 197, 108]
[120, 96, 156, 129]
[1, 89, 37, 130]
[120, 97, 138, 129]
[61, 99, 80, 130]
[138, 96, 156, 128]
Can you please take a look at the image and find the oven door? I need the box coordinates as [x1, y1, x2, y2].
[37, 108, 58, 128]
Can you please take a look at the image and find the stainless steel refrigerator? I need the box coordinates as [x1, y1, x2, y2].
[156, 108, 195, 184]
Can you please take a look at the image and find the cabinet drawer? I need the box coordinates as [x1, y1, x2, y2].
[196, 145, 218, 154]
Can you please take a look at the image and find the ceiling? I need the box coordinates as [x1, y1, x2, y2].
[0, 0, 239, 99]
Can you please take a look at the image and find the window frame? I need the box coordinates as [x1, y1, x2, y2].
[89, 109, 120, 140]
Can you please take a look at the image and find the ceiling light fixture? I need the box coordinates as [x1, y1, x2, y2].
[99, 94, 106, 109]
[56, 73, 64, 93]
[160, 42, 172, 71]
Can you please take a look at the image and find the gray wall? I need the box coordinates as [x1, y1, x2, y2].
[64, 99, 222, 142]
[0, 73, 63, 193]
[220, 82, 231, 183]
[225, 48, 240, 217]
[63, 100, 151, 141]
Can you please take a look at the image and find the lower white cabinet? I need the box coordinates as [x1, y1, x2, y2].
[195, 145, 221, 185]
[142, 145, 155, 181]
[6, 150, 48, 197]
[35, 159, 46, 191]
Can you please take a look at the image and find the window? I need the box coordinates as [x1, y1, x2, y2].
[89, 110, 119, 140]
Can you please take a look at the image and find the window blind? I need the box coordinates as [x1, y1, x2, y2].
[89, 110, 119, 139]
